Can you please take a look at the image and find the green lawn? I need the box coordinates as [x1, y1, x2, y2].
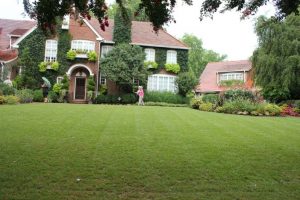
[0, 104, 299, 200]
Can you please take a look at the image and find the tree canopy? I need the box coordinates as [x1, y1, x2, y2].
[23, 0, 300, 32]
[252, 14, 300, 102]
[181, 34, 226, 77]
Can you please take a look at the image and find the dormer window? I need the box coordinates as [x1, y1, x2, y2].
[45, 40, 57, 62]
[144, 48, 155, 61]
[166, 50, 177, 64]
[71, 40, 95, 53]
[219, 72, 244, 82]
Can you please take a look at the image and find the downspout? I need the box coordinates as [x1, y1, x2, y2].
[96, 39, 104, 96]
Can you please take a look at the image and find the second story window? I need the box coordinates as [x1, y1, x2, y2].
[101, 45, 113, 58]
[71, 40, 95, 53]
[144, 48, 155, 61]
[219, 72, 244, 82]
[45, 40, 57, 62]
[166, 50, 177, 64]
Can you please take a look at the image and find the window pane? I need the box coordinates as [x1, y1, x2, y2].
[167, 50, 177, 64]
[45, 40, 57, 62]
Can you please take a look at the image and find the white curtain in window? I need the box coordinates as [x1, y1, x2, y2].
[166, 50, 177, 64]
[144, 48, 155, 61]
[45, 40, 58, 62]
[71, 40, 95, 52]
[147, 74, 177, 93]
[220, 72, 244, 81]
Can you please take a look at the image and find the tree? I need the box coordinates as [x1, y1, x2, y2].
[100, 44, 148, 93]
[23, 0, 300, 32]
[113, 6, 132, 44]
[252, 14, 300, 102]
[176, 70, 198, 96]
[181, 34, 226, 77]
[107, 0, 149, 21]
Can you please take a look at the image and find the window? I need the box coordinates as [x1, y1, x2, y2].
[71, 40, 95, 52]
[100, 73, 106, 85]
[166, 50, 177, 64]
[45, 40, 57, 62]
[147, 74, 177, 93]
[57, 76, 63, 84]
[101, 45, 113, 58]
[219, 72, 244, 82]
[144, 48, 155, 61]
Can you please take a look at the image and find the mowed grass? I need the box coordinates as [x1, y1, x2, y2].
[0, 104, 299, 200]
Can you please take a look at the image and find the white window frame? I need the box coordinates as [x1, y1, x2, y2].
[166, 50, 177, 64]
[99, 73, 106, 85]
[219, 72, 244, 82]
[56, 76, 63, 84]
[71, 40, 95, 53]
[144, 48, 155, 62]
[147, 74, 177, 93]
[44, 40, 58, 62]
[101, 45, 113, 58]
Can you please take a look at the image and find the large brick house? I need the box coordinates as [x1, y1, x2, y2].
[195, 60, 254, 94]
[0, 16, 188, 102]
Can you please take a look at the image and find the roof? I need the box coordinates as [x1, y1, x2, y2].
[0, 49, 18, 62]
[87, 19, 188, 49]
[0, 19, 36, 50]
[196, 60, 252, 93]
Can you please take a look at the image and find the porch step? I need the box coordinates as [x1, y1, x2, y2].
[70, 100, 88, 104]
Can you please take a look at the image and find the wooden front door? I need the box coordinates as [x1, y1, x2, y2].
[75, 77, 86, 99]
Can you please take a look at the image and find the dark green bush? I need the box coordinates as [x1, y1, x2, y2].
[145, 102, 187, 107]
[48, 91, 58, 103]
[0, 83, 15, 96]
[16, 89, 34, 103]
[199, 102, 214, 112]
[144, 91, 187, 104]
[223, 89, 255, 102]
[95, 95, 106, 104]
[33, 90, 44, 102]
[202, 94, 220, 105]
[190, 97, 203, 109]
[0, 95, 5, 104]
[121, 93, 137, 104]
[94, 94, 120, 104]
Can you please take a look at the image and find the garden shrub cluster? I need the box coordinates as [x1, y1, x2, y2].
[144, 102, 187, 107]
[143, 91, 188, 104]
[95, 93, 137, 104]
[190, 89, 286, 117]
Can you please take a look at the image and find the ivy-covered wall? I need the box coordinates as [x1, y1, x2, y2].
[142, 47, 189, 73]
[18, 28, 71, 89]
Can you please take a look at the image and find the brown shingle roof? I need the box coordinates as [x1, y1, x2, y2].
[0, 19, 36, 50]
[196, 60, 252, 93]
[87, 19, 188, 49]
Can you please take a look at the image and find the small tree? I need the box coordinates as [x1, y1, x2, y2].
[176, 70, 198, 96]
[113, 6, 132, 44]
[100, 43, 147, 93]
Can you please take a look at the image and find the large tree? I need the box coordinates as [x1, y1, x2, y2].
[23, 0, 300, 32]
[181, 34, 226, 77]
[252, 14, 300, 102]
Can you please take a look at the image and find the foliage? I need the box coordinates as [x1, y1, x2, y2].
[257, 103, 282, 116]
[98, 84, 108, 95]
[176, 70, 198, 96]
[280, 104, 299, 116]
[87, 76, 96, 91]
[57, 89, 68, 103]
[144, 102, 187, 107]
[165, 63, 180, 74]
[0, 83, 15, 96]
[121, 93, 137, 104]
[190, 96, 203, 109]
[94, 94, 122, 104]
[47, 91, 58, 103]
[51, 61, 59, 71]
[223, 89, 255, 102]
[154, 48, 167, 71]
[0, 96, 5, 104]
[144, 91, 187, 104]
[181, 34, 226, 77]
[15, 89, 34, 103]
[202, 94, 220, 105]
[87, 51, 97, 62]
[100, 44, 147, 93]
[66, 50, 76, 60]
[113, 6, 132, 44]
[33, 90, 44, 102]
[199, 102, 214, 112]
[144, 61, 158, 69]
[52, 83, 62, 94]
[220, 80, 244, 87]
[61, 75, 69, 90]
[39, 61, 47, 72]
[177, 50, 189, 72]
[3, 95, 20, 105]
[252, 14, 300, 102]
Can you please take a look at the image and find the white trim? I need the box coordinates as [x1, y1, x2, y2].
[83, 19, 103, 40]
[66, 64, 94, 76]
[3, 56, 18, 64]
[131, 42, 189, 50]
[12, 25, 37, 48]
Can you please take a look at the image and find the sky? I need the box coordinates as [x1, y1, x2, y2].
[0, 0, 275, 60]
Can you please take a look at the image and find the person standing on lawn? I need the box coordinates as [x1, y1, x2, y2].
[136, 86, 144, 106]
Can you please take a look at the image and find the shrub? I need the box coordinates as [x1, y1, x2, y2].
[176, 71, 198, 96]
[144, 91, 187, 104]
[33, 90, 44, 102]
[4, 95, 20, 105]
[257, 103, 282, 116]
[39, 61, 47, 72]
[51, 61, 59, 71]
[58, 89, 68, 103]
[190, 97, 203, 109]
[219, 80, 244, 87]
[66, 50, 76, 60]
[223, 89, 255, 102]
[121, 93, 137, 104]
[144, 61, 158, 69]
[52, 83, 62, 94]
[61, 75, 69, 90]
[199, 102, 214, 112]
[95, 95, 106, 104]
[144, 102, 187, 107]
[280, 104, 299, 116]
[15, 89, 34, 103]
[87, 77, 95, 92]
[165, 63, 180, 73]
[0, 95, 5, 104]
[202, 94, 220, 105]
[0, 83, 15, 95]
[48, 91, 58, 103]
[87, 51, 97, 62]
[99, 84, 107, 95]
